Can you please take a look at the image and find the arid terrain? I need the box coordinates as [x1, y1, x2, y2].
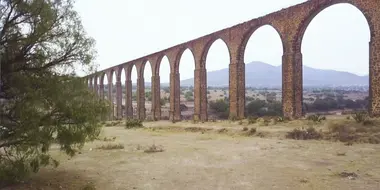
[4, 116, 380, 190]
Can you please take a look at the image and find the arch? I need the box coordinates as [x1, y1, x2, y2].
[158, 55, 171, 83]
[131, 64, 138, 83]
[178, 48, 196, 80]
[201, 38, 231, 69]
[138, 60, 150, 77]
[240, 24, 285, 60]
[155, 55, 171, 75]
[299, 3, 371, 114]
[158, 55, 171, 120]
[175, 47, 195, 72]
[294, 2, 373, 53]
[242, 24, 284, 65]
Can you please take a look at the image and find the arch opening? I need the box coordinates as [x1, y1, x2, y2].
[96, 77, 100, 96]
[131, 65, 138, 118]
[178, 49, 195, 120]
[120, 68, 126, 118]
[243, 25, 284, 118]
[205, 39, 231, 120]
[158, 56, 170, 120]
[143, 61, 152, 118]
[111, 70, 117, 119]
[300, 3, 370, 115]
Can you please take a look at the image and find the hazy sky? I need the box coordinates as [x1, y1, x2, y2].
[74, 0, 370, 83]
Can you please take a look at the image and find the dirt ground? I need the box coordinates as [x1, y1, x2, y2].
[3, 119, 380, 190]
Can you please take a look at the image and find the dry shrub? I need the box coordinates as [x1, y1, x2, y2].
[326, 120, 380, 144]
[258, 117, 271, 126]
[247, 116, 258, 124]
[242, 127, 249, 131]
[245, 128, 257, 136]
[82, 182, 96, 190]
[96, 136, 116, 142]
[217, 128, 228, 133]
[286, 127, 323, 140]
[96, 143, 124, 150]
[306, 114, 326, 123]
[125, 119, 143, 129]
[184, 127, 212, 133]
[144, 144, 164, 153]
[352, 111, 368, 123]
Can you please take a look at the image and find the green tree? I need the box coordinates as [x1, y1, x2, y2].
[0, 0, 109, 186]
[209, 99, 229, 119]
[145, 91, 152, 101]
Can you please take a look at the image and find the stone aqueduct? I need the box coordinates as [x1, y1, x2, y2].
[85, 0, 380, 121]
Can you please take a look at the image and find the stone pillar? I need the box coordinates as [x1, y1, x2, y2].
[174, 72, 181, 121]
[99, 83, 104, 100]
[89, 79, 93, 91]
[237, 63, 245, 119]
[200, 68, 208, 121]
[125, 79, 133, 119]
[94, 77, 98, 96]
[151, 75, 161, 120]
[369, 38, 380, 117]
[169, 72, 181, 121]
[107, 81, 113, 120]
[294, 52, 303, 118]
[193, 69, 201, 121]
[137, 77, 146, 120]
[228, 62, 239, 119]
[116, 80, 122, 120]
[282, 52, 295, 119]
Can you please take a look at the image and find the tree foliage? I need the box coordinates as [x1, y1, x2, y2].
[0, 0, 109, 186]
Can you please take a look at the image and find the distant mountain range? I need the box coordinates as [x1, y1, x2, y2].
[177, 61, 368, 87]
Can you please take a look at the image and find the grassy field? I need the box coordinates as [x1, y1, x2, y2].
[4, 116, 380, 190]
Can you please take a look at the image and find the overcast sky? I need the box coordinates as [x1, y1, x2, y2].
[74, 0, 370, 83]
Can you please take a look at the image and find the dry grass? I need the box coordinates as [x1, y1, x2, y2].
[325, 119, 380, 144]
[5, 117, 380, 190]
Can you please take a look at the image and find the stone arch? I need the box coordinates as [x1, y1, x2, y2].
[294, 1, 374, 53]
[155, 54, 172, 76]
[174, 47, 195, 72]
[240, 24, 285, 63]
[201, 37, 231, 69]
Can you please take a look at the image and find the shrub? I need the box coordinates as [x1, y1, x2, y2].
[96, 143, 124, 150]
[238, 120, 243, 125]
[217, 128, 228, 133]
[286, 127, 323, 140]
[144, 144, 164, 153]
[125, 119, 143, 129]
[229, 115, 238, 122]
[246, 128, 257, 136]
[247, 116, 258, 124]
[306, 114, 326, 123]
[352, 111, 368, 123]
[242, 127, 249, 131]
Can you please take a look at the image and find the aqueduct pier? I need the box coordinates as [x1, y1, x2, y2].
[85, 0, 380, 121]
